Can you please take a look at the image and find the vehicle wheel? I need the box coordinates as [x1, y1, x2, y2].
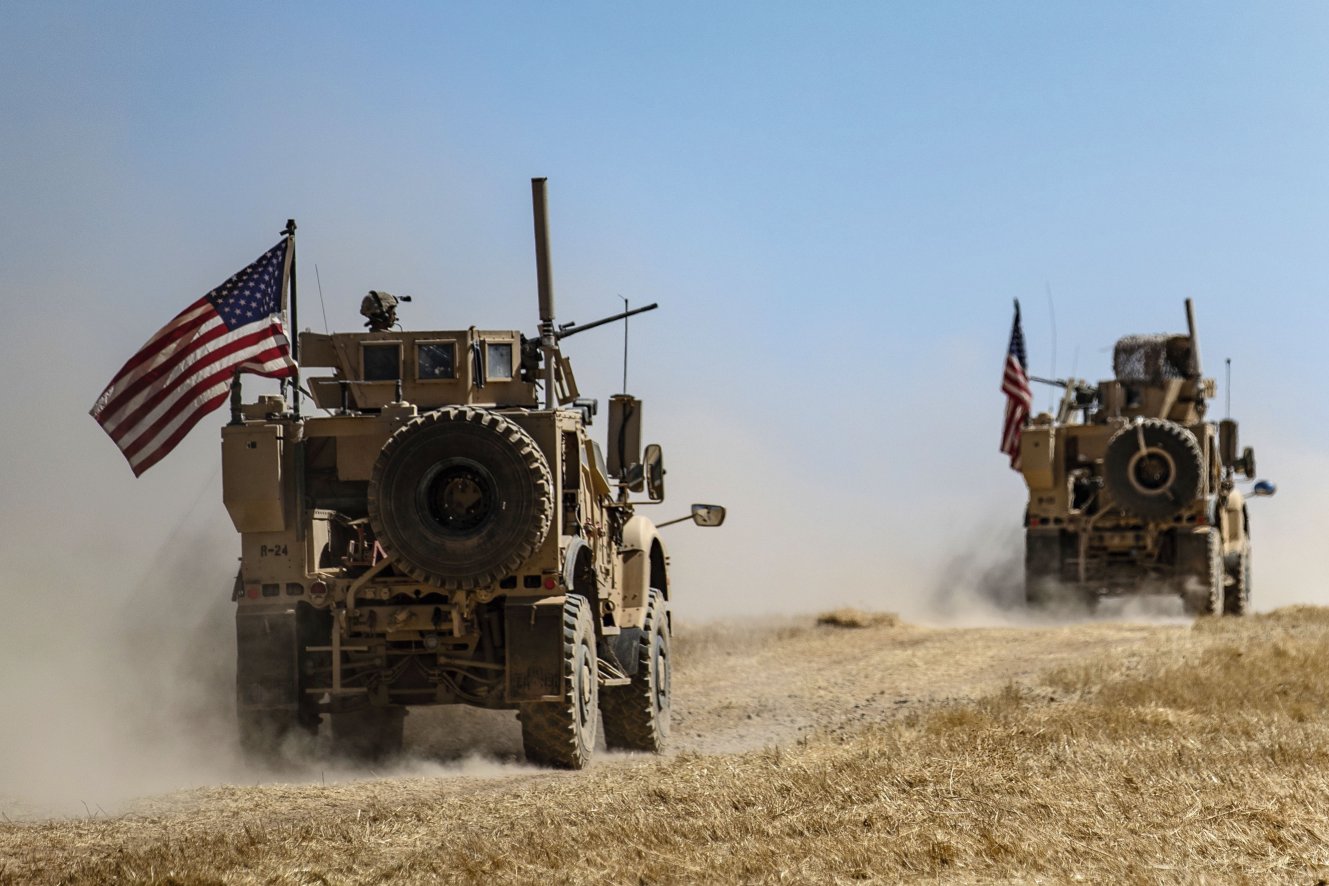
[237, 707, 319, 760]
[519, 595, 599, 769]
[1025, 532, 1095, 612]
[1024, 532, 1061, 609]
[369, 407, 554, 590]
[1103, 419, 1204, 521]
[1224, 549, 1251, 616]
[602, 589, 670, 753]
[330, 706, 406, 762]
[1178, 528, 1222, 616]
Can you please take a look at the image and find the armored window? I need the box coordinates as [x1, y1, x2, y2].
[417, 342, 456, 380]
[362, 342, 401, 381]
[486, 342, 514, 381]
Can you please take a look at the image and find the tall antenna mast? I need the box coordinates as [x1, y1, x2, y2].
[1226, 357, 1231, 419]
[1046, 281, 1057, 411]
[620, 294, 629, 394]
[314, 264, 330, 334]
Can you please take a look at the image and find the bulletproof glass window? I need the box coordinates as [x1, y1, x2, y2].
[486, 342, 514, 381]
[362, 343, 401, 381]
[417, 342, 456, 380]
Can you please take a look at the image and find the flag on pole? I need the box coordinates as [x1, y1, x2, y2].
[91, 239, 297, 476]
[1000, 299, 1032, 470]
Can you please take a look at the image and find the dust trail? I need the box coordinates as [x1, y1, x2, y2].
[922, 518, 1196, 628]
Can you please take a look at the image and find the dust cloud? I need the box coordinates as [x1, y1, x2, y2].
[0, 519, 536, 818]
[0, 319, 1320, 818]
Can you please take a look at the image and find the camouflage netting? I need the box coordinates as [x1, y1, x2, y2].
[1113, 334, 1192, 383]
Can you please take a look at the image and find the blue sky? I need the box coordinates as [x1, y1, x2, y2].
[1, 3, 1326, 617]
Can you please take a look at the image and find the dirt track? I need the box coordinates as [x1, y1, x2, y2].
[0, 614, 1197, 882]
[384, 614, 1181, 764]
[669, 615, 1175, 754]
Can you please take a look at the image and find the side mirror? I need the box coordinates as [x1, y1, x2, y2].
[690, 503, 726, 527]
[1238, 446, 1256, 479]
[644, 443, 665, 502]
[1251, 480, 1276, 498]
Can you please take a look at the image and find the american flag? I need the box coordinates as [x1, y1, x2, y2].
[1000, 299, 1032, 470]
[91, 240, 297, 476]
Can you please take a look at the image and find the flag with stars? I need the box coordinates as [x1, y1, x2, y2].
[1000, 299, 1032, 470]
[91, 239, 297, 476]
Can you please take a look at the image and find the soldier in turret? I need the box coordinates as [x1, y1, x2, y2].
[360, 290, 407, 332]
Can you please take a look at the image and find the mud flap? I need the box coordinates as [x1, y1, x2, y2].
[236, 607, 302, 713]
[505, 596, 566, 703]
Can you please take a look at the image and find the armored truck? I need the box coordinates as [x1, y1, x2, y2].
[222, 179, 723, 767]
[1020, 299, 1271, 616]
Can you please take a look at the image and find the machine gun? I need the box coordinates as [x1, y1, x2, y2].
[519, 303, 660, 389]
[1029, 375, 1098, 424]
[557, 303, 658, 340]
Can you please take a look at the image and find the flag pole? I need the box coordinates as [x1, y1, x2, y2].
[284, 218, 300, 420]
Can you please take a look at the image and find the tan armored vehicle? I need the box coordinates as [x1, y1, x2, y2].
[222, 179, 724, 767]
[1020, 299, 1272, 615]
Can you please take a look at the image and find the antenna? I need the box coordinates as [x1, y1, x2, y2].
[1225, 357, 1231, 419]
[314, 264, 330, 334]
[620, 294, 629, 394]
[1046, 281, 1057, 411]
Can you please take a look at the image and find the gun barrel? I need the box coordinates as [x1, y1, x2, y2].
[558, 303, 659, 340]
[531, 178, 556, 324]
[1028, 375, 1069, 389]
[1184, 297, 1202, 377]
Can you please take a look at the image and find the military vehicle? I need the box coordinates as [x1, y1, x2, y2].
[222, 179, 725, 768]
[1019, 299, 1272, 616]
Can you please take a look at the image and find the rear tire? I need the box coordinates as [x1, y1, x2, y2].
[1026, 532, 1095, 612]
[1024, 532, 1061, 609]
[602, 589, 671, 753]
[518, 595, 599, 769]
[238, 708, 319, 759]
[330, 706, 407, 762]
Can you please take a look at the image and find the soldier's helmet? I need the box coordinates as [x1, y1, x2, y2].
[361, 290, 402, 332]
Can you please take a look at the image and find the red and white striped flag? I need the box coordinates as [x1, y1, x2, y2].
[91, 239, 297, 476]
[1000, 299, 1032, 470]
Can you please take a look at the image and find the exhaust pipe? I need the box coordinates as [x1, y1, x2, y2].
[531, 177, 558, 408]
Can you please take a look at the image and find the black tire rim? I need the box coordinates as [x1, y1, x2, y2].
[1126, 448, 1177, 496]
[575, 638, 596, 732]
[419, 457, 497, 536]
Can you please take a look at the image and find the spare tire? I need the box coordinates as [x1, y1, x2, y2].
[368, 407, 553, 589]
[1103, 418, 1203, 521]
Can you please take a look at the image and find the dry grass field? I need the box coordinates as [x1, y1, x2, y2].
[4, 608, 1329, 884]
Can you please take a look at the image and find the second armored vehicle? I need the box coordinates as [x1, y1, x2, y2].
[1019, 299, 1272, 615]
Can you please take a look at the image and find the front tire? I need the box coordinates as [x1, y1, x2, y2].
[602, 589, 671, 753]
[1224, 549, 1251, 616]
[1179, 528, 1222, 616]
[518, 595, 599, 769]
